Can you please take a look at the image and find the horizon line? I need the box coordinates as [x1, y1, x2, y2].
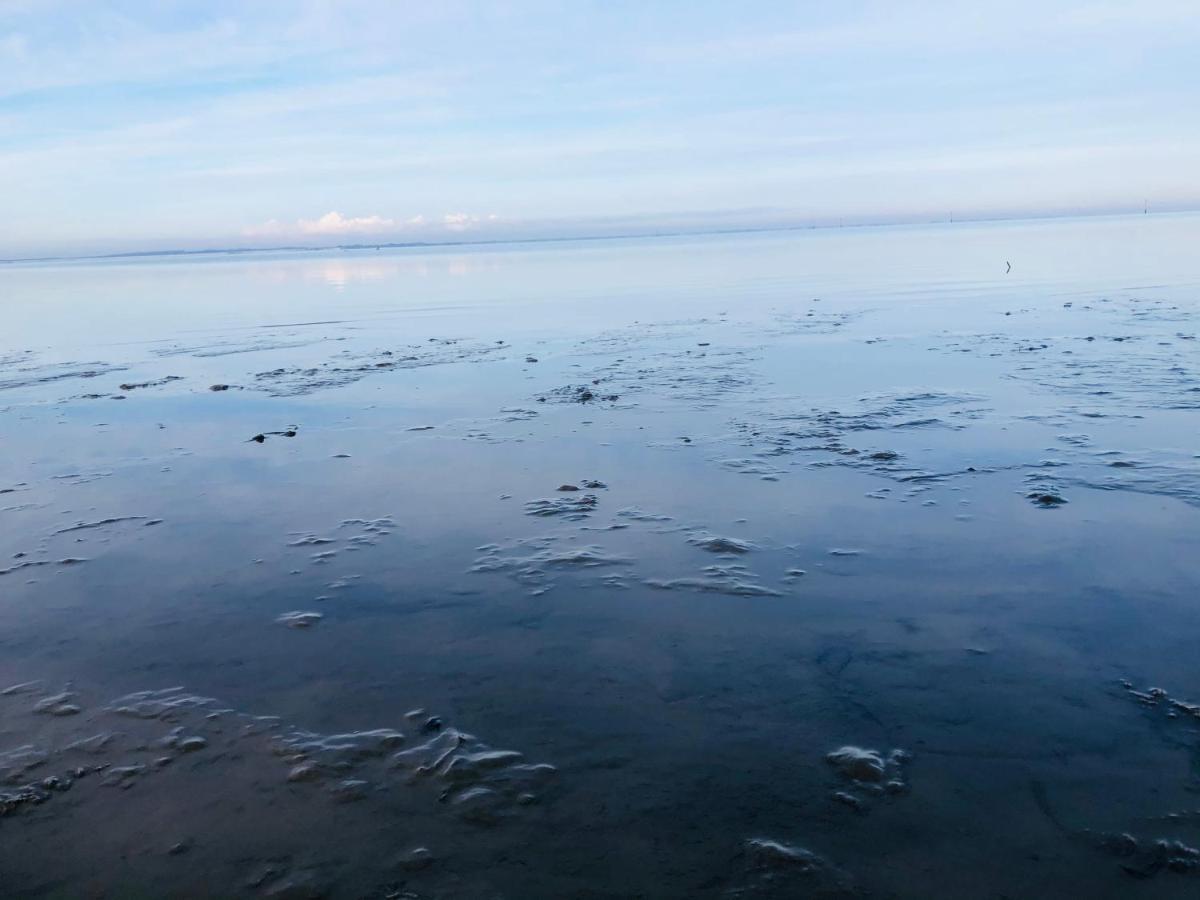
[2, 204, 1192, 267]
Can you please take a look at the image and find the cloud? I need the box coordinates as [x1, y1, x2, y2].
[244, 211, 394, 237]
[297, 211, 396, 235]
[441, 212, 498, 232]
[242, 210, 500, 240]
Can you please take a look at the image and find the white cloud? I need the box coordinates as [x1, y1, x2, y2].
[441, 212, 498, 232]
[243, 210, 500, 240]
[297, 211, 396, 235]
[244, 211, 393, 237]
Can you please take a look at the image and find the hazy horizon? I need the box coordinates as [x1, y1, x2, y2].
[4, 204, 1199, 266]
[3, 1, 1198, 258]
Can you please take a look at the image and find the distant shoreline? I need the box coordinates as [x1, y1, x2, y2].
[2, 205, 1193, 267]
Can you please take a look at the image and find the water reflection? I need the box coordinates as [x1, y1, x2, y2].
[1, 214, 1199, 897]
[241, 252, 504, 290]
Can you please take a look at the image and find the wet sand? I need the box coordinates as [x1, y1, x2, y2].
[2, 214, 1200, 897]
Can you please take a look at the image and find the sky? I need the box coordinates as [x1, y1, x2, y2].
[1, 1, 1198, 257]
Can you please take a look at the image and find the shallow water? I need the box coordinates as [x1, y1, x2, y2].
[2, 214, 1200, 898]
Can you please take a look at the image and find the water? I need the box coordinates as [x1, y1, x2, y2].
[1, 213, 1199, 898]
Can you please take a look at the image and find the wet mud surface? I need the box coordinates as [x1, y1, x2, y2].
[2, 217, 1200, 897]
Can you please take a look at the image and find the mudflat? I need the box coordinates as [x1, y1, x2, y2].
[2, 213, 1199, 898]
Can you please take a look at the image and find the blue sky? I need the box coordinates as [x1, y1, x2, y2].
[1, 1, 1198, 256]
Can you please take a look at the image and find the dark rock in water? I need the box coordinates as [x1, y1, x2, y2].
[557, 484, 580, 492]
[1027, 491, 1068, 507]
[525, 356, 538, 363]
[539, 384, 620, 404]
[581, 479, 607, 489]
[249, 428, 299, 444]
[209, 384, 230, 391]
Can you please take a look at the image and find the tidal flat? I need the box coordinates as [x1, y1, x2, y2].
[2, 213, 1199, 898]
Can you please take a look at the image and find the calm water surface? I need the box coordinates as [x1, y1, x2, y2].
[2, 214, 1199, 898]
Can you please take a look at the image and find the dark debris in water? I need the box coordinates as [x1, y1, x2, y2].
[118, 375, 183, 391]
[248, 427, 299, 443]
[1027, 491, 1068, 507]
[538, 384, 620, 404]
